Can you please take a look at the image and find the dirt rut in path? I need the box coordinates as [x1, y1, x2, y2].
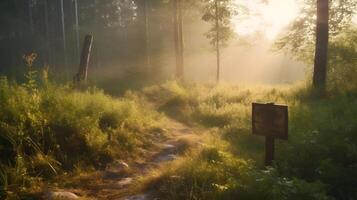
[66, 119, 200, 200]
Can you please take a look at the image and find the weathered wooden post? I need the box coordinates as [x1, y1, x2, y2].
[74, 34, 93, 84]
[252, 103, 288, 166]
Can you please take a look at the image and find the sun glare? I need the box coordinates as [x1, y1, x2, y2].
[234, 0, 299, 40]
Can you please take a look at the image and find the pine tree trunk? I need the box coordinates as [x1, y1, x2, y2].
[93, 0, 101, 68]
[215, 0, 220, 83]
[44, 0, 52, 66]
[173, 0, 180, 79]
[74, 0, 80, 61]
[60, 0, 67, 67]
[28, 0, 34, 35]
[178, 0, 184, 80]
[144, 0, 151, 69]
[173, 0, 184, 80]
[313, 0, 329, 91]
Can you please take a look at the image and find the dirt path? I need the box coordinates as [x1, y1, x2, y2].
[61, 118, 200, 200]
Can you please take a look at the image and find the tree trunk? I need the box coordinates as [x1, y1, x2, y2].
[173, 0, 180, 78]
[74, 0, 80, 62]
[28, 0, 34, 35]
[144, 0, 151, 69]
[93, 0, 101, 68]
[215, 0, 220, 83]
[60, 0, 67, 67]
[173, 0, 184, 80]
[43, 0, 52, 66]
[313, 0, 329, 91]
[178, 0, 184, 80]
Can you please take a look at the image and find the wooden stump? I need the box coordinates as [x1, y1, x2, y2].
[74, 34, 93, 84]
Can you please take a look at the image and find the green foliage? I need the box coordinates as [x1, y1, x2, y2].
[0, 166, 8, 199]
[328, 27, 357, 91]
[276, 94, 357, 199]
[275, 0, 357, 61]
[277, 22, 357, 93]
[143, 81, 197, 124]
[0, 75, 164, 195]
[83, 0, 136, 29]
[201, 0, 237, 48]
[143, 81, 357, 199]
[149, 144, 330, 200]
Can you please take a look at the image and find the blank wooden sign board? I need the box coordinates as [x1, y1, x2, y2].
[252, 103, 288, 166]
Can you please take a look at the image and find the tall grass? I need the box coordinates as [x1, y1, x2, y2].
[141, 81, 357, 199]
[141, 133, 330, 200]
[0, 76, 165, 197]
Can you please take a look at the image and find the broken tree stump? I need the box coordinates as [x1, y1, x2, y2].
[74, 34, 93, 84]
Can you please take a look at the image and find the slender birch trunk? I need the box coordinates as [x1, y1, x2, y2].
[215, 0, 220, 83]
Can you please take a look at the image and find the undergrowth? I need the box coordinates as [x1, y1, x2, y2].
[141, 81, 357, 199]
[0, 75, 165, 198]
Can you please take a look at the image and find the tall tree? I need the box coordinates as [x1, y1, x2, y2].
[173, 0, 184, 80]
[60, 0, 67, 67]
[28, 0, 34, 35]
[74, 0, 80, 61]
[313, 0, 329, 90]
[276, 0, 357, 88]
[144, 0, 151, 69]
[214, 0, 220, 82]
[135, 0, 151, 69]
[202, 0, 236, 82]
[43, 0, 52, 66]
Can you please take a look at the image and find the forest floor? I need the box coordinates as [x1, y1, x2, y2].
[54, 117, 202, 200]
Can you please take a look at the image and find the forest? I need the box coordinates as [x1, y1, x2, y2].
[0, 0, 357, 199]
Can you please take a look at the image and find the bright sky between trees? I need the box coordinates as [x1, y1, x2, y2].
[233, 0, 299, 40]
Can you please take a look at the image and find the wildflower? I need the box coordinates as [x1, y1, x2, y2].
[23, 53, 38, 67]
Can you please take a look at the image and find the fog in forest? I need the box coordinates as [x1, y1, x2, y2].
[178, 35, 306, 84]
[0, 0, 308, 92]
[88, 0, 307, 88]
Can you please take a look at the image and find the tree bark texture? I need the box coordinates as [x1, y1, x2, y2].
[313, 0, 329, 90]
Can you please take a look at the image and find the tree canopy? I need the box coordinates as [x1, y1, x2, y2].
[276, 0, 357, 62]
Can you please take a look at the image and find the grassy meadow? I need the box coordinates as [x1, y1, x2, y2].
[137, 81, 357, 200]
[0, 72, 357, 200]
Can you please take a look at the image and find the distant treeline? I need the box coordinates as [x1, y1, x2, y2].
[0, 0, 176, 78]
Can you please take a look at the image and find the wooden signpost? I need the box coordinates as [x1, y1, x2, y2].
[252, 103, 288, 166]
